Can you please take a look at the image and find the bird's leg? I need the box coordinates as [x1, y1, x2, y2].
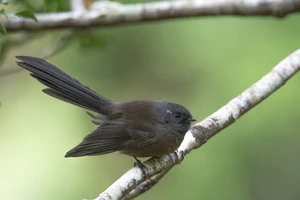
[133, 156, 147, 176]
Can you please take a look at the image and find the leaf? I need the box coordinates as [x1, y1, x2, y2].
[15, 10, 38, 22]
[0, 22, 6, 35]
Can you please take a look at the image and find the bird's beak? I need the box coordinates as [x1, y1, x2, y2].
[188, 118, 197, 122]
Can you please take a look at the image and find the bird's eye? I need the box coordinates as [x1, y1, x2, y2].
[175, 112, 181, 118]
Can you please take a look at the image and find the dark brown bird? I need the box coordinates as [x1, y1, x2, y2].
[16, 56, 196, 166]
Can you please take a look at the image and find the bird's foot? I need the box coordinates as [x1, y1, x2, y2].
[133, 156, 147, 177]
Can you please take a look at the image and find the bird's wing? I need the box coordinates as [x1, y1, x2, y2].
[65, 120, 157, 157]
[65, 121, 130, 157]
[125, 125, 157, 149]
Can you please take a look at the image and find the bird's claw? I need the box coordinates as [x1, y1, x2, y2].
[133, 156, 147, 177]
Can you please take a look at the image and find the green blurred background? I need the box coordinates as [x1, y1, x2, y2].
[1, 1, 300, 199]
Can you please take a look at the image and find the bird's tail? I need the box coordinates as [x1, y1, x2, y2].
[16, 56, 113, 115]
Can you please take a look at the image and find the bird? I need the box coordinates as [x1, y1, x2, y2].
[16, 56, 196, 171]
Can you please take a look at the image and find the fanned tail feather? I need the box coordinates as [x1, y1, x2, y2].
[16, 56, 112, 114]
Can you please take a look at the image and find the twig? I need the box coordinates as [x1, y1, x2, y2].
[2, 0, 300, 32]
[95, 49, 300, 200]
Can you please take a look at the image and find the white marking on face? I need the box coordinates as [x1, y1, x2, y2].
[167, 110, 172, 114]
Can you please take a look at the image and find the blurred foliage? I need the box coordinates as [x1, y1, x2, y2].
[7, 0, 69, 12]
[0, 33, 42, 69]
[0, 8, 7, 16]
[0, 36, 9, 63]
[0, 8, 7, 34]
[1, 0, 8, 5]
[43, 0, 69, 12]
[74, 30, 108, 49]
[1, 0, 300, 200]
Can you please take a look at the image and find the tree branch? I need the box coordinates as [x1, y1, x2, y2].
[2, 0, 300, 32]
[122, 168, 171, 200]
[95, 49, 300, 200]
